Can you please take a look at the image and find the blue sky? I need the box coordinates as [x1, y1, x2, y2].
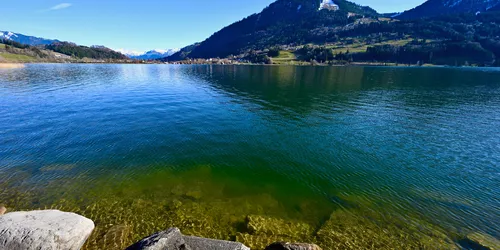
[0, 0, 424, 52]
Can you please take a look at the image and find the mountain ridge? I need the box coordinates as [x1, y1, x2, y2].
[126, 49, 180, 60]
[398, 0, 500, 19]
[165, 0, 500, 67]
[0, 31, 59, 46]
[167, 0, 378, 60]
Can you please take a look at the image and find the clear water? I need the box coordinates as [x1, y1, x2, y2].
[0, 64, 499, 249]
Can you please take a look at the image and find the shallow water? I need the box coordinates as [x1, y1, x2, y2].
[0, 64, 499, 249]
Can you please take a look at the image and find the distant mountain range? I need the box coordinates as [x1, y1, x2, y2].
[0, 31, 59, 46]
[0, 30, 178, 60]
[123, 49, 180, 60]
[1, 32, 128, 61]
[398, 0, 500, 19]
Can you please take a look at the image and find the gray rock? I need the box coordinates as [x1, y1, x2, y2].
[127, 228, 250, 250]
[126, 228, 191, 250]
[0, 210, 95, 250]
[0, 206, 6, 215]
[183, 235, 250, 250]
[265, 242, 322, 250]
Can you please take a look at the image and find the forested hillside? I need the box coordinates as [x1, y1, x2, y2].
[46, 43, 128, 60]
[398, 0, 500, 20]
[166, 0, 500, 67]
[169, 0, 378, 59]
[1, 39, 129, 63]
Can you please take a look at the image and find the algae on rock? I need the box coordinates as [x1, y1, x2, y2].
[465, 233, 500, 250]
[246, 215, 314, 238]
[316, 209, 458, 250]
[236, 215, 317, 250]
[236, 233, 300, 250]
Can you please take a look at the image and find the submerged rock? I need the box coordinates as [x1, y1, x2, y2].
[126, 227, 190, 250]
[465, 233, 500, 250]
[246, 215, 314, 238]
[98, 224, 132, 250]
[265, 242, 322, 250]
[236, 233, 297, 250]
[0, 210, 95, 250]
[184, 235, 250, 250]
[184, 190, 202, 200]
[0, 206, 6, 215]
[316, 209, 458, 249]
[236, 215, 316, 249]
[127, 227, 250, 250]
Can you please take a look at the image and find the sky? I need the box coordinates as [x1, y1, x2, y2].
[0, 0, 424, 53]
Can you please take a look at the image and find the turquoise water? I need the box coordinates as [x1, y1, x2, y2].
[0, 64, 499, 249]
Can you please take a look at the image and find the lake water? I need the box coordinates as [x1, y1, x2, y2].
[0, 64, 499, 249]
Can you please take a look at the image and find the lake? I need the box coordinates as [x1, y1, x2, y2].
[0, 64, 499, 249]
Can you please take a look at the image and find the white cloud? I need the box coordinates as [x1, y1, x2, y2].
[50, 3, 72, 10]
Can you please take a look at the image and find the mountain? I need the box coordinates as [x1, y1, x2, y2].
[166, 43, 200, 61]
[127, 49, 180, 60]
[167, 0, 378, 60]
[1, 30, 128, 60]
[0, 31, 59, 46]
[398, 0, 500, 20]
[165, 0, 500, 67]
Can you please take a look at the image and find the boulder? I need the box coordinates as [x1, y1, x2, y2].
[127, 228, 250, 250]
[183, 235, 250, 250]
[0, 206, 6, 215]
[126, 228, 190, 250]
[0, 210, 95, 250]
[265, 242, 322, 250]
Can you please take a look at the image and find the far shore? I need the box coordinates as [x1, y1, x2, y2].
[0, 63, 25, 69]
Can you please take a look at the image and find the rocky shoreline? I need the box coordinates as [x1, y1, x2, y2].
[0, 207, 498, 250]
[0, 208, 323, 250]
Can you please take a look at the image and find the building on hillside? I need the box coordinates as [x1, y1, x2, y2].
[319, 0, 340, 11]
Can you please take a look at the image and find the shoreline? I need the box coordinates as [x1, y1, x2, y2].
[7, 61, 498, 69]
[0, 63, 25, 69]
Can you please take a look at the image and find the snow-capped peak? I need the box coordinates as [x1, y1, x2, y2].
[115, 48, 181, 60]
[115, 48, 143, 56]
[0, 31, 19, 40]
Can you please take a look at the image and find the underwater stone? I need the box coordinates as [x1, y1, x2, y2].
[184, 191, 202, 200]
[316, 209, 458, 249]
[126, 227, 191, 250]
[0, 206, 6, 215]
[127, 228, 250, 250]
[98, 224, 132, 250]
[265, 242, 322, 250]
[0, 210, 95, 250]
[246, 215, 314, 238]
[183, 235, 250, 250]
[465, 233, 500, 250]
[236, 233, 298, 250]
